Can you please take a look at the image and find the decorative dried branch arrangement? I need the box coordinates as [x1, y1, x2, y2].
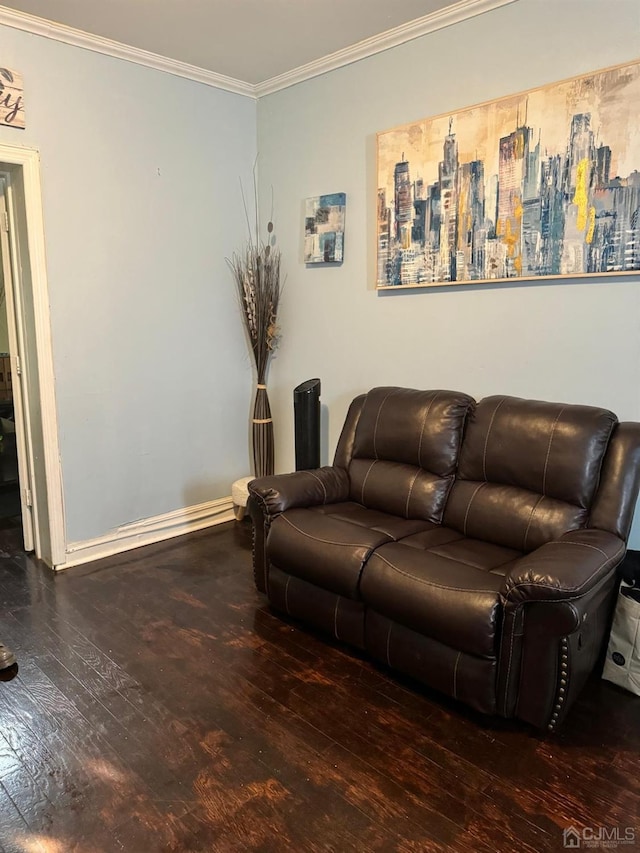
[227, 179, 283, 478]
[227, 229, 282, 384]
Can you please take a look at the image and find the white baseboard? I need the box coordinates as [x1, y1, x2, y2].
[59, 496, 235, 571]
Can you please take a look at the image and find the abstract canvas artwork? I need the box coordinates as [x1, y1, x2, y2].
[304, 193, 346, 264]
[376, 59, 640, 289]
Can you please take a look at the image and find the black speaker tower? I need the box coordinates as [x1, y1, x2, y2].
[294, 378, 321, 470]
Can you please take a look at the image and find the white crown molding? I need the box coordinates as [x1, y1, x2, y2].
[0, 5, 255, 97]
[0, 0, 518, 99]
[60, 496, 235, 570]
[254, 0, 519, 97]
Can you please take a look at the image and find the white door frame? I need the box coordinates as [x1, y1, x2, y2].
[0, 177, 35, 551]
[0, 143, 65, 567]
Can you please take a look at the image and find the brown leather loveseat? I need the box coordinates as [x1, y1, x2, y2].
[248, 388, 640, 731]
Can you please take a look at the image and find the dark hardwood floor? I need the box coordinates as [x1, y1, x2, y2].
[0, 517, 638, 852]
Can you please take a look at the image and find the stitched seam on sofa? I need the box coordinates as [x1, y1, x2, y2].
[250, 490, 272, 521]
[417, 391, 439, 468]
[542, 406, 565, 496]
[373, 389, 395, 460]
[339, 398, 365, 469]
[513, 612, 531, 719]
[334, 597, 340, 641]
[386, 622, 393, 667]
[589, 416, 618, 516]
[371, 525, 402, 539]
[523, 494, 546, 552]
[280, 514, 379, 550]
[503, 606, 521, 716]
[452, 651, 462, 699]
[360, 460, 378, 506]
[428, 546, 521, 573]
[265, 517, 273, 596]
[482, 397, 506, 482]
[405, 469, 421, 519]
[264, 520, 272, 596]
[498, 610, 509, 713]
[555, 540, 615, 559]
[527, 626, 560, 725]
[462, 482, 487, 535]
[249, 493, 271, 592]
[328, 515, 405, 541]
[375, 553, 500, 594]
[568, 602, 580, 635]
[305, 470, 328, 503]
[506, 544, 625, 602]
[421, 547, 507, 578]
[284, 575, 292, 616]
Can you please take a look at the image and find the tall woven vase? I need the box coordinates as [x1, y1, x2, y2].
[252, 382, 274, 477]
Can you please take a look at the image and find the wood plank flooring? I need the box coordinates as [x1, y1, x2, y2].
[0, 517, 638, 852]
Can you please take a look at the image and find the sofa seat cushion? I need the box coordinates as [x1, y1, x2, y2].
[307, 501, 437, 540]
[365, 611, 497, 715]
[267, 507, 434, 600]
[360, 531, 523, 657]
[268, 566, 366, 649]
[397, 528, 522, 577]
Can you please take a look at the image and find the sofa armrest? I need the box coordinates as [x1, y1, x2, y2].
[247, 466, 350, 594]
[248, 466, 350, 518]
[502, 528, 626, 606]
[498, 529, 623, 726]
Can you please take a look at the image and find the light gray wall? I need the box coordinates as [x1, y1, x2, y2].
[0, 25, 258, 543]
[257, 0, 640, 547]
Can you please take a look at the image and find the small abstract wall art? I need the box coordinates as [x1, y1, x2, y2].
[304, 193, 346, 264]
[376, 59, 640, 289]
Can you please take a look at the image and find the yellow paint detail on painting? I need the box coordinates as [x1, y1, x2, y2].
[513, 130, 526, 159]
[514, 255, 523, 274]
[502, 218, 519, 258]
[586, 206, 596, 243]
[573, 158, 590, 232]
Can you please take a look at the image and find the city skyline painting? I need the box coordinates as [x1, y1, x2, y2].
[376, 59, 640, 289]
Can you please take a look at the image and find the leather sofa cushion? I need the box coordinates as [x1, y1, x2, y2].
[399, 531, 522, 577]
[444, 396, 617, 552]
[347, 387, 474, 522]
[458, 395, 617, 508]
[348, 459, 452, 523]
[352, 387, 474, 474]
[308, 502, 437, 540]
[365, 611, 498, 715]
[444, 481, 588, 553]
[268, 566, 366, 649]
[267, 506, 434, 600]
[360, 532, 520, 657]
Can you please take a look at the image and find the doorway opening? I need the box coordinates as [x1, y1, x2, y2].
[0, 145, 64, 568]
[0, 181, 23, 529]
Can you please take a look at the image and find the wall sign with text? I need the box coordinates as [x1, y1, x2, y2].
[0, 67, 24, 128]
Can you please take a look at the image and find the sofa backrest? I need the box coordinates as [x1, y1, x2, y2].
[338, 387, 474, 523]
[444, 395, 618, 552]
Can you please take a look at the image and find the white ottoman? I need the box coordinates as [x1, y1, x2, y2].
[231, 476, 254, 521]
